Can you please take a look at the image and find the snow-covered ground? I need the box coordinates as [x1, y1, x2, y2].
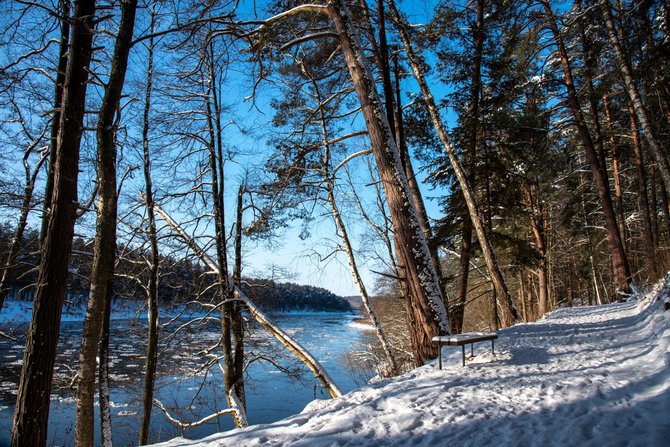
[152, 277, 670, 447]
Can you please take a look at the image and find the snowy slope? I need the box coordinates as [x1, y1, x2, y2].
[153, 278, 670, 447]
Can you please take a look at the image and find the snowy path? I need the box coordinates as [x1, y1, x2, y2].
[154, 280, 670, 447]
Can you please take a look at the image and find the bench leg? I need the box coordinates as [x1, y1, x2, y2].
[462, 345, 465, 366]
[492, 339, 495, 354]
[438, 345, 442, 370]
[471, 343, 474, 357]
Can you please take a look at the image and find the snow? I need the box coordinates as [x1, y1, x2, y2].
[151, 276, 670, 447]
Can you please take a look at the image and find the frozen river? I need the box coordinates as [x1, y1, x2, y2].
[0, 311, 368, 446]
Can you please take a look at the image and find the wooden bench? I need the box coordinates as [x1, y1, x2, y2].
[432, 332, 498, 368]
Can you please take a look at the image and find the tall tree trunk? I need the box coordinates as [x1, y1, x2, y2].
[391, 51, 449, 314]
[541, 0, 631, 294]
[11, 0, 96, 445]
[602, 94, 626, 242]
[139, 9, 160, 444]
[376, 0, 395, 139]
[326, 0, 449, 365]
[453, 0, 484, 333]
[598, 0, 670, 195]
[387, 0, 518, 327]
[527, 183, 549, 316]
[307, 66, 400, 375]
[204, 42, 246, 426]
[40, 0, 71, 247]
[74, 2, 137, 446]
[628, 103, 657, 278]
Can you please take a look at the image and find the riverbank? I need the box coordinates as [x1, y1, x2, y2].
[152, 277, 670, 446]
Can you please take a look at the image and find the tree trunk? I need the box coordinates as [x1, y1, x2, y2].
[598, 0, 670, 195]
[602, 94, 626, 242]
[387, 0, 518, 327]
[391, 51, 449, 315]
[12, 1, 96, 445]
[326, 0, 449, 366]
[139, 9, 160, 443]
[541, 0, 631, 294]
[627, 102, 657, 278]
[40, 0, 70, 247]
[98, 263, 114, 447]
[74, 2, 137, 446]
[452, 0, 484, 333]
[309, 67, 399, 374]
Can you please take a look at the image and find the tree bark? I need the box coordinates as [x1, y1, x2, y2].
[74, 2, 137, 446]
[326, 0, 450, 365]
[541, 0, 631, 294]
[12, 0, 96, 445]
[387, 0, 518, 327]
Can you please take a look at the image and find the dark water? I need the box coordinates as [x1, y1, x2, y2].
[0, 312, 368, 446]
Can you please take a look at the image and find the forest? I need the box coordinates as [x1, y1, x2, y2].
[0, 0, 668, 445]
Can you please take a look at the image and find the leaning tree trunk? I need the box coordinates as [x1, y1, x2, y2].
[154, 204, 343, 398]
[74, 2, 137, 446]
[11, 1, 96, 445]
[326, 0, 450, 365]
[387, 0, 518, 327]
[597, 0, 670, 195]
[541, 0, 632, 294]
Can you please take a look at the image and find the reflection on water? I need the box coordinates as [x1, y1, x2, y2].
[0, 312, 368, 446]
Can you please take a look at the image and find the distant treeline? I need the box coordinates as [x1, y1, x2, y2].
[0, 224, 351, 313]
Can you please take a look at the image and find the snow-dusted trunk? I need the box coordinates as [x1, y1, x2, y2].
[387, 0, 518, 328]
[11, 0, 96, 444]
[326, 0, 449, 365]
[392, 52, 449, 314]
[154, 204, 343, 399]
[139, 10, 160, 444]
[597, 0, 670, 195]
[541, 0, 631, 295]
[309, 67, 399, 374]
[74, 2, 137, 446]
